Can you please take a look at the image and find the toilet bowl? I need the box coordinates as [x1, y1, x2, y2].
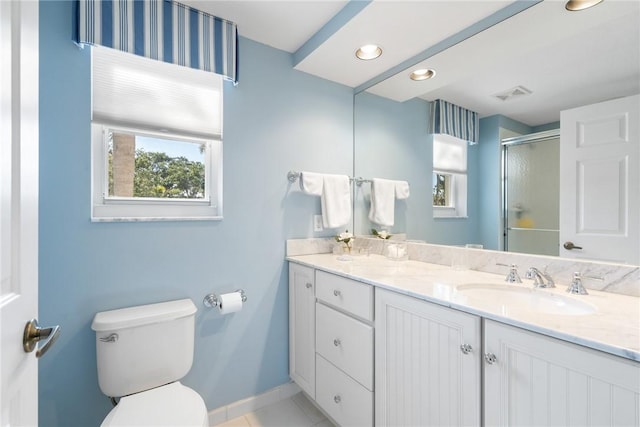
[92, 299, 207, 427]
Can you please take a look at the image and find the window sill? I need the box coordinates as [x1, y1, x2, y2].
[91, 202, 222, 222]
[433, 215, 469, 219]
[433, 205, 467, 219]
[91, 216, 223, 222]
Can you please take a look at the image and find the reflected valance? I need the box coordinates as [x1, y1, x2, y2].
[429, 99, 479, 145]
[75, 0, 238, 83]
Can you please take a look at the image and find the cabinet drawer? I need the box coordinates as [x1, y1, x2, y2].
[316, 303, 374, 390]
[316, 270, 373, 321]
[316, 355, 373, 427]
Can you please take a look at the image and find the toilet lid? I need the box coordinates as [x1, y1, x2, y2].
[101, 382, 207, 427]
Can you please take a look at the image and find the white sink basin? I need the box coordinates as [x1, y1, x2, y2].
[454, 284, 597, 316]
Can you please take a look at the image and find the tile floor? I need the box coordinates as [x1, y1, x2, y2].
[215, 393, 334, 427]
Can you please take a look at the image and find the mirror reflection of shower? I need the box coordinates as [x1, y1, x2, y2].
[502, 130, 560, 256]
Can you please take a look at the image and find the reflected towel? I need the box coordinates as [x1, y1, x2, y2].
[369, 178, 397, 226]
[395, 181, 410, 200]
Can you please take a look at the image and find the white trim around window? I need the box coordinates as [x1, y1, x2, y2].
[433, 171, 467, 219]
[91, 124, 223, 222]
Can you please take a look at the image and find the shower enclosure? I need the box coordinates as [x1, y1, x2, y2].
[502, 130, 560, 256]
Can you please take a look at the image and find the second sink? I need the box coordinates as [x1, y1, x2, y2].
[453, 283, 597, 316]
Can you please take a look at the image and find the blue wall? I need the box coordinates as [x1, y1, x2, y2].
[353, 92, 481, 245]
[38, 2, 353, 425]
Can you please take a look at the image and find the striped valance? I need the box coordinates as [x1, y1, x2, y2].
[429, 99, 479, 145]
[75, 0, 238, 83]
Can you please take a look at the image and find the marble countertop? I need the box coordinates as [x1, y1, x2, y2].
[287, 254, 640, 362]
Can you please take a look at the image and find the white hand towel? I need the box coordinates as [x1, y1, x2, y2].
[369, 178, 397, 226]
[321, 174, 351, 229]
[395, 181, 410, 200]
[299, 171, 323, 196]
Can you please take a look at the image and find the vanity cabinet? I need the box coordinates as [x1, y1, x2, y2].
[289, 266, 374, 426]
[484, 320, 640, 426]
[374, 288, 481, 427]
[290, 262, 639, 427]
[289, 263, 316, 398]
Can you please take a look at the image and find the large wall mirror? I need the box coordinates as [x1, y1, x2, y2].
[353, 0, 639, 265]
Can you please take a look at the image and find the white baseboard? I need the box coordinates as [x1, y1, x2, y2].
[208, 382, 302, 426]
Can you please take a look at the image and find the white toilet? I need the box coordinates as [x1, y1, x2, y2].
[91, 298, 208, 427]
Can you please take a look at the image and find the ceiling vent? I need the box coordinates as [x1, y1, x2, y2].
[493, 85, 532, 101]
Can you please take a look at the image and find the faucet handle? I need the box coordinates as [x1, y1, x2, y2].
[566, 272, 604, 295]
[496, 263, 522, 283]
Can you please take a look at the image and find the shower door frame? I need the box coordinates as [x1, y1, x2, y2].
[501, 129, 560, 253]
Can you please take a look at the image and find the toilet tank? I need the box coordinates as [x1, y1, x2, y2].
[92, 299, 197, 398]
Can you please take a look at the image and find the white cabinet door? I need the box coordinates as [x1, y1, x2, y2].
[559, 94, 639, 264]
[484, 320, 640, 427]
[289, 263, 316, 398]
[375, 289, 481, 427]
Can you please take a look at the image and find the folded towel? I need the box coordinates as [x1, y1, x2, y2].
[321, 174, 351, 229]
[369, 178, 397, 226]
[299, 171, 323, 196]
[395, 181, 410, 200]
[299, 172, 351, 229]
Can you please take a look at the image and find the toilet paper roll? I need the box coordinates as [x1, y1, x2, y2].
[218, 292, 243, 315]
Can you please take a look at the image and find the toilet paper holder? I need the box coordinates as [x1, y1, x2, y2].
[203, 289, 247, 308]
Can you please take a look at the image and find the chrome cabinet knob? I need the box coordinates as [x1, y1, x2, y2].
[484, 352, 497, 364]
[305, 282, 312, 289]
[334, 395, 341, 404]
[333, 338, 341, 347]
[460, 344, 473, 355]
[333, 289, 341, 297]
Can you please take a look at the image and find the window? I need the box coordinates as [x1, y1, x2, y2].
[432, 173, 451, 207]
[432, 134, 467, 218]
[91, 46, 223, 221]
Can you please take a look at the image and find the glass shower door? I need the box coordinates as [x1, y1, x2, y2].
[503, 133, 560, 256]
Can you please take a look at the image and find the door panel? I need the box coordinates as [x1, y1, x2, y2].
[0, 1, 39, 425]
[560, 95, 639, 264]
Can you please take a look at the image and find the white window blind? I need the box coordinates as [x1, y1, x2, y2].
[433, 134, 467, 174]
[92, 46, 222, 139]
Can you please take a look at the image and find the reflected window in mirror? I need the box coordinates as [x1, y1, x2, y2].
[433, 173, 451, 206]
[433, 135, 468, 218]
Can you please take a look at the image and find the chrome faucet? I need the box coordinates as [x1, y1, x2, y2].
[497, 263, 521, 283]
[525, 267, 555, 288]
[566, 272, 588, 295]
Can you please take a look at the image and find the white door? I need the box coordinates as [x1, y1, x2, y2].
[1, 1, 45, 425]
[560, 94, 639, 264]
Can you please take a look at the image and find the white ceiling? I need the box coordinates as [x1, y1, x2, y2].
[182, 0, 640, 126]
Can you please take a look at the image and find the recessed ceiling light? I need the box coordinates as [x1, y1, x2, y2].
[355, 44, 382, 60]
[409, 68, 436, 81]
[565, 0, 603, 11]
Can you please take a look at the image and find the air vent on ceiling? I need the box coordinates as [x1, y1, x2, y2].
[493, 85, 532, 101]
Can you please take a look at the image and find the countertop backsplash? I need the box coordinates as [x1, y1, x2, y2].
[286, 237, 639, 297]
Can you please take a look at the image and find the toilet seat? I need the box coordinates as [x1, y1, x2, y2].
[101, 382, 207, 427]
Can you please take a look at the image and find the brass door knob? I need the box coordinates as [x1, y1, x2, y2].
[23, 319, 60, 358]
